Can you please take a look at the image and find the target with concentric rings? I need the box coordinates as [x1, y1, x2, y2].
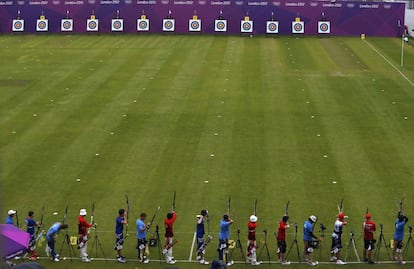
[113, 21, 122, 29]
[38, 21, 47, 29]
[266, 21, 278, 33]
[318, 21, 330, 34]
[88, 21, 97, 29]
[14, 21, 23, 30]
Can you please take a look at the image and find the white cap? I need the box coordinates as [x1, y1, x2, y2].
[8, 210, 16, 215]
[250, 215, 258, 223]
[79, 209, 87, 216]
[309, 215, 317, 223]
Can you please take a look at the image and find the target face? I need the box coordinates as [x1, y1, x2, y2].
[189, 19, 201, 32]
[36, 19, 48, 32]
[266, 21, 278, 34]
[318, 21, 330, 34]
[292, 21, 304, 34]
[215, 20, 227, 32]
[12, 19, 24, 32]
[137, 19, 149, 31]
[240, 21, 253, 33]
[87, 19, 99, 31]
[111, 19, 123, 31]
[162, 19, 175, 32]
[61, 19, 73, 32]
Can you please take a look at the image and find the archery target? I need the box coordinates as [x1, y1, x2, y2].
[240, 20, 253, 33]
[87, 19, 99, 31]
[137, 19, 150, 31]
[111, 19, 124, 32]
[36, 19, 48, 32]
[61, 19, 73, 32]
[163, 19, 175, 32]
[318, 21, 330, 34]
[189, 19, 201, 32]
[292, 21, 304, 34]
[266, 21, 279, 34]
[215, 19, 227, 32]
[12, 19, 24, 32]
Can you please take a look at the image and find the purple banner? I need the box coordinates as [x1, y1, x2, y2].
[0, 0, 405, 36]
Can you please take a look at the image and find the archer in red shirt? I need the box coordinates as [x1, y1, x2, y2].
[163, 211, 177, 264]
[277, 215, 290, 265]
[363, 213, 376, 264]
[78, 209, 93, 262]
[247, 215, 260, 265]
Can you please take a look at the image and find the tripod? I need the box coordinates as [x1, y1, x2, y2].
[345, 231, 360, 262]
[317, 225, 326, 261]
[90, 225, 106, 261]
[404, 226, 414, 256]
[258, 229, 271, 265]
[155, 225, 162, 264]
[286, 224, 301, 262]
[59, 228, 76, 261]
[373, 224, 391, 262]
[229, 229, 246, 264]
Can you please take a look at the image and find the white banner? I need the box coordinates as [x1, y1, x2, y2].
[292, 21, 304, 34]
[137, 19, 150, 31]
[189, 19, 201, 32]
[318, 21, 330, 34]
[36, 19, 48, 32]
[266, 21, 279, 33]
[163, 19, 175, 32]
[214, 19, 227, 32]
[240, 20, 253, 33]
[61, 19, 73, 32]
[111, 19, 124, 31]
[87, 19, 99, 31]
[12, 19, 24, 32]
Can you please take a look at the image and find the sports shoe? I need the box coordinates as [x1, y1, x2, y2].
[200, 259, 209, 265]
[117, 257, 126, 263]
[82, 258, 91, 263]
[400, 261, 406, 265]
[330, 256, 337, 262]
[281, 261, 291, 265]
[336, 260, 346, 265]
[308, 261, 318, 266]
[142, 258, 149, 264]
[53, 257, 60, 262]
[227, 261, 234, 266]
[167, 259, 176, 264]
[251, 261, 261, 266]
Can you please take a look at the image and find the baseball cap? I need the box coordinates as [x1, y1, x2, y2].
[365, 213, 371, 219]
[8, 210, 16, 215]
[338, 212, 345, 220]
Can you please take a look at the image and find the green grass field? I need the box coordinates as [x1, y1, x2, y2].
[1, 34, 414, 269]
